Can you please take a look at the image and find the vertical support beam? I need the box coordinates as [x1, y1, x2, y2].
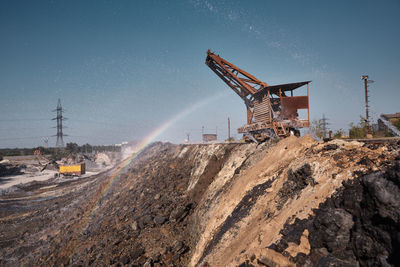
[364, 78, 371, 134]
[278, 88, 283, 121]
[228, 117, 231, 140]
[307, 83, 310, 125]
[246, 107, 253, 124]
[268, 90, 272, 123]
[361, 75, 372, 136]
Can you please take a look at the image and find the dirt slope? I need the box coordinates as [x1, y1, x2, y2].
[0, 137, 399, 266]
[191, 136, 399, 266]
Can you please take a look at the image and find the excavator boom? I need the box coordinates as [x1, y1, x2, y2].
[206, 50, 267, 109]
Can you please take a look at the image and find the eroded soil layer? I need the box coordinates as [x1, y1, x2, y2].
[0, 138, 399, 266]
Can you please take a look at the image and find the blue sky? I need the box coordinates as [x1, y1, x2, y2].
[0, 0, 399, 148]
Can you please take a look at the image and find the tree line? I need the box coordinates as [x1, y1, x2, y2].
[0, 142, 121, 158]
[310, 115, 400, 139]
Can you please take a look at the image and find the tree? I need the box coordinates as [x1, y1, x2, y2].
[66, 142, 79, 154]
[349, 116, 368, 139]
[394, 120, 400, 131]
[333, 129, 345, 139]
[81, 143, 93, 153]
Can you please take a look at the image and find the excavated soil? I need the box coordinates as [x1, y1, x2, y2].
[0, 137, 399, 266]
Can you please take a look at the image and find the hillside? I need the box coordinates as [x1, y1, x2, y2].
[0, 136, 399, 266]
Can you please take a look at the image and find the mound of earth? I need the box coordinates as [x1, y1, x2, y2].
[0, 137, 399, 266]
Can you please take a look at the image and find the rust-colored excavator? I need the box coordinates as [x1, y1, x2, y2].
[206, 50, 311, 142]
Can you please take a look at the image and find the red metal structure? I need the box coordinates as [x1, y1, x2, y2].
[206, 50, 310, 142]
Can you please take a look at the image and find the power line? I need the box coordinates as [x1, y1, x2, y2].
[0, 118, 49, 122]
[0, 136, 46, 141]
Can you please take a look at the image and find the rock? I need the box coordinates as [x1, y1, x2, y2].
[139, 215, 154, 228]
[173, 241, 184, 253]
[154, 193, 161, 200]
[160, 246, 169, 255]
[154, 215, 167, 225]
[316, 256, 356, 267]
[238, 260, 255, 267]
[322, 144, 339, 151]
[358, 157, 373, 166]
[295, 252, 307, 265]
[257, 256, 277, 266]
[131, 244, 145, 260]
[131, 221, 138, 231]
[143, 260, 152, 267]
[151, 253, 161, 263]
[121, 255, 130, 265]
[169, 206, 187, 222]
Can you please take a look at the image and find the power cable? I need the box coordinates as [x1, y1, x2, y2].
[0, 118, 49, 122]
[0, 136, 47, 140]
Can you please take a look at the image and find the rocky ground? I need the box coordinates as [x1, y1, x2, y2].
[0, 152, 118, 191]
[0, 136, 399, 266]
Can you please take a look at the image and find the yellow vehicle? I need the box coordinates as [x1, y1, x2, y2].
[59, 163, 86, 176]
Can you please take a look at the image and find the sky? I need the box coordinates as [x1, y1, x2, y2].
[0, 0, 399, 148]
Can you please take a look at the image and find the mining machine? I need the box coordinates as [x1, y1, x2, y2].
[205, 50, 311, 142]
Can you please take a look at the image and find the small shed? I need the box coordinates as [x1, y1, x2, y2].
[202, 134, 217, 142]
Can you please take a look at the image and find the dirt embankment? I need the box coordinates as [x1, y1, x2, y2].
[0, 137, 399, 266]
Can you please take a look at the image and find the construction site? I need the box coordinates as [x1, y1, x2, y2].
[0, 49, 399, 267]
[1, 1, 400, 267]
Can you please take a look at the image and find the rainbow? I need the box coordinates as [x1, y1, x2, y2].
[91, 92, 226, 212]
[66, 92, 226, 260]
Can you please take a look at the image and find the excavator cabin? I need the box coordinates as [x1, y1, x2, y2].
[206, 50, 310, 142]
